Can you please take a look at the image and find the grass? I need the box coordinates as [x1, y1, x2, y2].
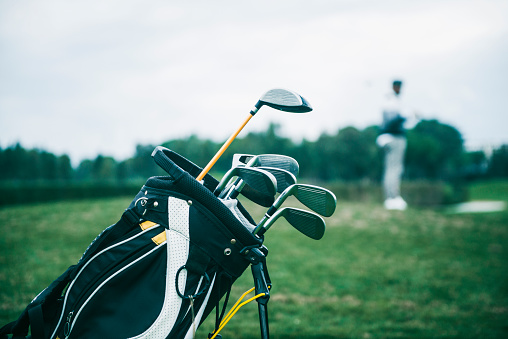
[468, 179, 508, 202]
[0, 181, 507, 338]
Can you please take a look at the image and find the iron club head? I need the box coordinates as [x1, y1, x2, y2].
[214, 166, 277, 203]
[275, 184, 337, 217]
[253, 184, 337, 234]
[232, 153, 300, 177]
[257, 207, 325, 240]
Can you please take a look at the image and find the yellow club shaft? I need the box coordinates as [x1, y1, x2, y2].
[196, 114, 253, 181]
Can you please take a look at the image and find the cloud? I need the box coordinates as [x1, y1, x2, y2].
[1, 0, 507, 164]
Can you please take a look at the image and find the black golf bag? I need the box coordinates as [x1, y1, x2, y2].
[0, 146, 270, 339]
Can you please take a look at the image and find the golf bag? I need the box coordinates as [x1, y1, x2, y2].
[0, 146, 268, 339]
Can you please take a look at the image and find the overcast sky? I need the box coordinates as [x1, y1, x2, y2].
[1, 0, 507, 165]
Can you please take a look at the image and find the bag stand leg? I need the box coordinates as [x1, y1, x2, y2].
[257, 296, 269, 339]
[250, 250, 271, 339]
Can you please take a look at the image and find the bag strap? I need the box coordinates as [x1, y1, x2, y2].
[0, 264, 77, 339]
[0, 321, 17, 338]
[0, 209, 141, 339]
[27, 305, 44, 339]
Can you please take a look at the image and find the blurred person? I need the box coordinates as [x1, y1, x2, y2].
[377, 80, 418, 210]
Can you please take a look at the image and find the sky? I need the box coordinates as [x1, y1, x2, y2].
[1, 0, 507, 166]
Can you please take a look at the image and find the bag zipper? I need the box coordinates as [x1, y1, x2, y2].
[63, 311, 73, 338]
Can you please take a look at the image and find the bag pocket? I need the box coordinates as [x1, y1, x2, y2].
[51, 224, 167, 339]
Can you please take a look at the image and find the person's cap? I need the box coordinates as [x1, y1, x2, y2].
[393, 80, 402, 87]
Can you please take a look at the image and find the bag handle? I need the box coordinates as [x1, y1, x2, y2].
[151, 146, 186, 181]
[151, 146, 220, 192]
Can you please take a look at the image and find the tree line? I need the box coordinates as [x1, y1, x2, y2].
[1, 119, 506, 183]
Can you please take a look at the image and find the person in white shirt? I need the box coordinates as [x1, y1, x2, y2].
[377, 80, 417, 210]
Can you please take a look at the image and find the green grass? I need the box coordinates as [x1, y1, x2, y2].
[468, 180, 508, 202]
[1, 181, 507, 338]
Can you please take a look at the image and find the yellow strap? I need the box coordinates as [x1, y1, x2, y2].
[209, 287, 265, 339]
[151, 231, 166, 245]
[140, 220, 158, 230]
[220, 287, 255, 327]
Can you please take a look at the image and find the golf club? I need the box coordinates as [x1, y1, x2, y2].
[232, 154, 299, 177]
[232, 154, 255, 168]
[196, 89, 312, 181]
[213, 166, 277, 203]
[253, 184, 336, 234]
[224, 166, 297, 200]
[255, 207, 325, 240]
[222, 153, 300, 202]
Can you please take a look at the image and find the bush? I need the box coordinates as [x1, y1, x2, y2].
[0, 181, 143, 206]
[326, 180, 467, 206]
[326, 181, 382, 203]
[402, 181, 467, 206]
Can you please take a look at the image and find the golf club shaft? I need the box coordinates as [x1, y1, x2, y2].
[253, 212, 272, 234]
[254, 200, 283, 234]
[219, 181, 241, 199]
[220, 156, 258, 198]
[197, 114, 253, 181]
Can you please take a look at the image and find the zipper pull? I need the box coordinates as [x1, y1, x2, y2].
[63, 311, 74, 338]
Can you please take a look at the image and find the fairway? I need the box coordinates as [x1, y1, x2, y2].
[1, 182, 507, 338]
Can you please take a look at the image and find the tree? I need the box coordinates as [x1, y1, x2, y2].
[163, 135, 219, 171]
[405, 120, 464, 180]
[91, 155, 117, 181]
[488, 144, 508, 178]
[0, 119, 475, 183]
[39, 151, 58, 180]
[76, 160, 93, 181]
[57, 155, 73, 180]
[128, 144, 164, 179]
[303, 126, 382, 181]
[461, 150, 488, 180]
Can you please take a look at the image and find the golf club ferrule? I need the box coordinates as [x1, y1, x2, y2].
[228, 188, 240, 200]
[265, 206, 277, 217]
[257, 227, 267, 236]
[250, 105, 260, 115]
[250, 99, 266, 115]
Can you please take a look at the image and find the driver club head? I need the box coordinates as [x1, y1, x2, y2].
[251, 88, 312, 114]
